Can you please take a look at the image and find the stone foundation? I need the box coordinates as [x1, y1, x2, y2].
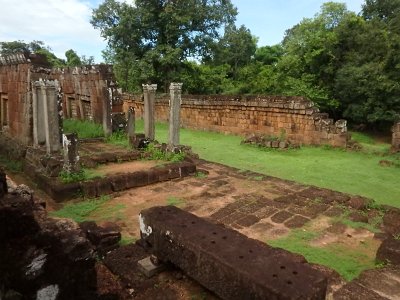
[123, 94, 349, 147]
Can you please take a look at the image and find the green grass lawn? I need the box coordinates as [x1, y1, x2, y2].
[135, 120, 399, 208]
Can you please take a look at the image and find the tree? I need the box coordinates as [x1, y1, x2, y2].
[0, 40, 45, 56]
[211, 25, 257, 79]
[254, 45, 283, 65]
[91, 0, 237, 92]
[331, 0, 400, 128]
[65, 49, 83, 67]
[275, 2, 352, 112]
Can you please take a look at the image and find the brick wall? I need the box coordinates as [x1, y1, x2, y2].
[123, 94, 348, 147]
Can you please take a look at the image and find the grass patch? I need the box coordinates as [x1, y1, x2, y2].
[107, 131, 130, 149]
[95, 203, 127, 221]
[59, 168, 103, 183]
[350, 131, 391, 153]
[333, 209, 383, 233]
[166, 196, 185, 207]
[194, 171, 208, 178]
[0, 154, 23, 172]
[268, 228, 377, 281]
[134, 120, 400, 208]
[119, 235, 136, 246]
[144, 143, 185, 162]
[49, 195, 111, 223]
[63, 118, 104, 138]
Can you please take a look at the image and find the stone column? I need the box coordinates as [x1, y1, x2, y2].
[169, 83, 183, 146]
[127, 106, 135, 137]
[32, 80, 61, 153]
[62, 133, 80, 173]
[143, 84, 157, 141]
[32, 81, 46, 146]
[392, 122, 400, 150]
[44, 80, 61, 153]
[102, 87, 112, 137]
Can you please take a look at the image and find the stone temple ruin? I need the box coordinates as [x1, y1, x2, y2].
[1, 52, 400, 299]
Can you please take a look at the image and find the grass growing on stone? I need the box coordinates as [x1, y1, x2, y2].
[59, 168, 103, 183]
[135, 120, 400, 207]
[267, 228, 377, 281]
[49, 195, 111, 223]
[166, 196, 185, 207]
[0, 154, 23, 172]
[119, 235, 136, 246]
[63, 119, 104, 138]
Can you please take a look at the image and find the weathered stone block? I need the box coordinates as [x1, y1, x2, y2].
[139, 206, 327, 300]
[376, 237, 400, 265]
[126, 171, 149, 188]
[109, 174, 128, 192]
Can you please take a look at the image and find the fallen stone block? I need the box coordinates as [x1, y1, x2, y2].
[139, 206, 327, 300]
[137, 256, 166, 278]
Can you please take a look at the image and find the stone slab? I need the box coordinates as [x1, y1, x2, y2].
[139, 206, 327, 300]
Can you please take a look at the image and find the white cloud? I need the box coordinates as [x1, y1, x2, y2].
[0, 0, 107, 62]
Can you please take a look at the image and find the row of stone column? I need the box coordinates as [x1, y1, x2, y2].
[138, 82, 183, 147]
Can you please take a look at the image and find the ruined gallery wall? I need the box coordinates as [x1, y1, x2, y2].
[123, 94, 348, 147]
[0, 60, 31, 143]
[0, 56, 118, 144]
[49, 65, 119, 124]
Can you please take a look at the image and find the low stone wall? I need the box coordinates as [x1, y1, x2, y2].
[392, 122, 400, 151]
[123, 94, 348, 147]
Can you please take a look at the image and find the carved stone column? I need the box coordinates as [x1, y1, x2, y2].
[143, 84, 157, 140]
[169, 83, 183, 147]
[32, 80, 61, 153]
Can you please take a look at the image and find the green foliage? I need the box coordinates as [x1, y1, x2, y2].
[0, 40, 45, 55]
[0, 155, 23, 172]
[65, 49, 83, 67]
[268, 228, 377, 281]
[194, 171, 208, 179]
[59, 169, 102, 183]
[59, 170, 86, 183]
[119, 235, 136, 246]
[211, 24, 257, 79]
[106, 131, 129, 149]
[49, 195, 111, 223]
[91, 0, 237, 92]
[166, 196, 185, 207]
[144, 143, 185, 162]
[63, 118, 104, 139]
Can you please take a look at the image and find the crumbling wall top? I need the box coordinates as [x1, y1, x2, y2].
[0, 53, 28, 66]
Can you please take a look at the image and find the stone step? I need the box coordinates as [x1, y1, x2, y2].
[333, 267, 400, 300]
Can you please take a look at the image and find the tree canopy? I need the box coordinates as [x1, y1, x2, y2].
[91, 0, 237, 92]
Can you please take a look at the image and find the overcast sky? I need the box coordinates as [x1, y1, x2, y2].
[0, 0, 365, 63]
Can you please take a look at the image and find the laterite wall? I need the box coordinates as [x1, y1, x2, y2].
[123, 94, 348, 147]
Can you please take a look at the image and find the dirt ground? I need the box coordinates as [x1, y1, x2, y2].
[7, 156, 400, 299]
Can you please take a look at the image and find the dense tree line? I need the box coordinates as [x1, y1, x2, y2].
[91, 0, 400, 129]
[0, 40, 94, 67]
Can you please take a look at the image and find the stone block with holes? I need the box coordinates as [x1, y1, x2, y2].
[139, 206, 327, 300]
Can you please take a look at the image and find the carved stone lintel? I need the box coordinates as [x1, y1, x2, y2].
[142, 84, 158, 93]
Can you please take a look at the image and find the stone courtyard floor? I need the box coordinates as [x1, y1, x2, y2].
[9, 156, 400, 299]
